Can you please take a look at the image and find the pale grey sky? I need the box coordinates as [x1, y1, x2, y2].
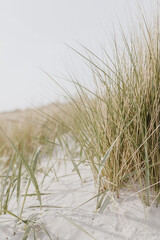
[0, 0, 153, 112]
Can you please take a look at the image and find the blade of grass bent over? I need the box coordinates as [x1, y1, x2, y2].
[20, 146, 42, 218]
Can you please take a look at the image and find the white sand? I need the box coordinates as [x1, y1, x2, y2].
[0, 143, 160, 240]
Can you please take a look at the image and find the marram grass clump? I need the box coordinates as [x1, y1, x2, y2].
[51, 8, 160, 206]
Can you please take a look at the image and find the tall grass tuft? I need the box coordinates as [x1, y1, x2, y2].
[48, 6, 160, 206]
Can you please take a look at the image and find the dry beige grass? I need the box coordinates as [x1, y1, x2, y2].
[0, 103, 65, 165]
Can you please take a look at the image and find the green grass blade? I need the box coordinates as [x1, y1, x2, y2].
[99, 195, 110, 214]
[0, 128, 42, 208]
[23, 224, 32, 240]
[4, 209, 27, 223]
[17, 159, 22, 205]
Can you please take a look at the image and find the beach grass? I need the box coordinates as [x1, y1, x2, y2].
[47, 5, 160, 207]
[0, 3, 160, 239]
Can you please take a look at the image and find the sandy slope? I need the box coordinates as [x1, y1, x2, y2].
[0, 157, 160, 240]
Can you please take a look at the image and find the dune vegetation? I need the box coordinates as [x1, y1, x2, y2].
[0, 4, 160, 240]
[50, 7, 160, 207]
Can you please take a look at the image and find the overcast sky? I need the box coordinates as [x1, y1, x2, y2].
[0, 0, 153, 112]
